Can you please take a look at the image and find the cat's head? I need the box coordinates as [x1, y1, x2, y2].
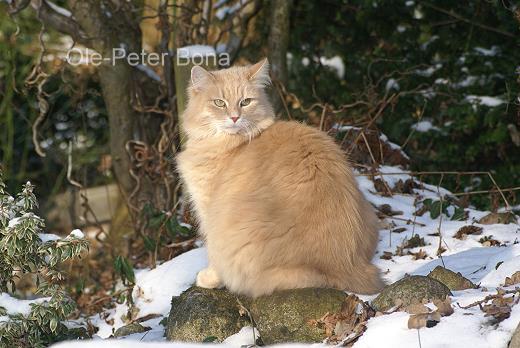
[183, 59, 275, 141]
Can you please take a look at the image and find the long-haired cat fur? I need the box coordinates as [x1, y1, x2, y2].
[176, 59, 384, 297]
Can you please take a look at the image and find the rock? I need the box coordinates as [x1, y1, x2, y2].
[371, 275, 451, 312]
[510, 322, 520, 348]
[114, 323, 150, 338]
[427, 266, 477, 291]
[165, 286, 249, 343]
[249, 288, 347, 344]
[478, 212, 517, 225]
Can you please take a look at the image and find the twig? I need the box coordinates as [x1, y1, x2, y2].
[457, 288, 519, 309]
[436, 174, 446, 267]
[420, 1, 515, 38]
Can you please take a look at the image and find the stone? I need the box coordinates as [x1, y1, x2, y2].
[249, 288, 347, 344]
[165, 286, 249, 343]
[427, 266, 477, 291]
[114, 323, 150, 338]
[478, 212, 517, 225]
[510, 322, 520, 348]
[371, 275, 452, 312]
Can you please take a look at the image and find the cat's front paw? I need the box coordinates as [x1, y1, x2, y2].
[196, 267, 222, 289]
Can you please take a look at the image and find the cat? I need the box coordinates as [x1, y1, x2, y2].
[176, 59, 384, 297]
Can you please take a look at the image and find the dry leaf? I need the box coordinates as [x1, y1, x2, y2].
[453, 225, 483, 239]
[407, 312, 441, 329]
[377, 204, 403, 216]
[380, 251, 393, 260]
[411, 249, 428, 260]
[504, 271, 520, 286]
[433, 298, 454, 317]
[479, 235, 501, 247]
[309, 294, 375, 346]
[405, 303, 430, 314]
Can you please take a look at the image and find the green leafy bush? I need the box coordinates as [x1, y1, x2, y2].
[0, 172, 89, 347]
[286, 1, 519, 208]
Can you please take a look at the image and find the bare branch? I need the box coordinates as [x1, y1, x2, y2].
[7, 0, 31, 15]
[30, 0, 88, 44]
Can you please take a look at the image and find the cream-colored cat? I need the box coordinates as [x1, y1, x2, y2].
[176, 59, 384, 297]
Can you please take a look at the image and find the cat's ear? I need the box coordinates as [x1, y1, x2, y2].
[248, 58, 271, 87]
[191, 65, 213, 91]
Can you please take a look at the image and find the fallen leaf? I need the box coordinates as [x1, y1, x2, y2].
[479, 235, 501, 247]
[407, 312, 441, 329]
[504, 271, 520, 286]
[453, 225, 483, 239]
[411, 249, 428, 260]
[405, 303, 430, 314]
[380, 251, 393, 260]
[433, 298, 454, 317]
[377, 204, 403, 216]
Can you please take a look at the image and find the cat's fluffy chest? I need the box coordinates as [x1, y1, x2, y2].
[176, 146, 232, 233]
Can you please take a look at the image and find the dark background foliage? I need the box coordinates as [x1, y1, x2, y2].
[0, 0, 519, 216]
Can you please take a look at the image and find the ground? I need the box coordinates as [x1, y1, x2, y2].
[3, 156, 519, 348]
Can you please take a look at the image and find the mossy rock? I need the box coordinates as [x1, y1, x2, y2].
[427, 266, 477, 291]
[478, 212, 517, 225]
[114, 323, 150, 338]
[165, 286, 250, 343]
[249, 288, 347, 344]
[371, 275, 451, 312]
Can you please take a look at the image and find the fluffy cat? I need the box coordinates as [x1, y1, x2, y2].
[176, 59, 384, 297]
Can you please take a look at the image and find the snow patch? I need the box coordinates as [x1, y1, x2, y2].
[177, 45, 216, 59]
[0, 293, 50, 316]
[465, 95, 506, 107]
[411, 119, 440, 133]
[320, 56, 345, 79]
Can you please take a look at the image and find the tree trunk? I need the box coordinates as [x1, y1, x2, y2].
[268, 0, 293, 115]
[67, 0, 170, 213]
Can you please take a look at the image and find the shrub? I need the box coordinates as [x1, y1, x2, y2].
[0, 172, 89, 347]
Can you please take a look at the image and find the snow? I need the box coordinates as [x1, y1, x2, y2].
[92, 248, 208, 339]
[40, 232, 61, 242]
[215, 2, 242, 20]
[474, 46, 500, 57]
[411, 119, 440, 133]
[52, 342, 311, 348]
[385, 78, 400, 92]
[320, 56, 345, 79]
[136, 64, 161, 82]
[0, 293, 50, 316]
[222, 326, 258, 345]
[414, 64, 442, 77]
[177, 45, 216, 59]
[8, 216, 21, 228]
[45, 1, 73, 18]
[465, 95, 506, 107]
[70, 229, 85, 239]
[50, 136, 520, 348]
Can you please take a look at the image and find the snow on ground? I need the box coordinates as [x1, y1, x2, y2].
[92, 247, 208, 339]
[52, 159, 519, 347]
[0, 293, 50, 317]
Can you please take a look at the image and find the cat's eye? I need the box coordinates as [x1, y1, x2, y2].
[214, 99, 226, 107]
[240, 98, 252, 107]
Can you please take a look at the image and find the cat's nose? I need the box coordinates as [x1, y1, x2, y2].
[230, 116, 240, 123]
